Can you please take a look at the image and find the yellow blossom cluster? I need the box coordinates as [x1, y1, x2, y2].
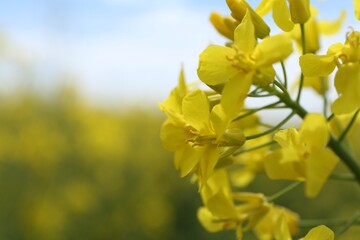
[160, 0, 360, 239]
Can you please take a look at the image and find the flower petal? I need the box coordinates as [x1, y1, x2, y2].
[234, 10, 256, 54]
[221, 73, 252, 118]
[273, 0, 294, 31]
[175, 145, 202, 177]
[303, 225, 334, 240]
[198, 45, 238, 86]
[332, 63, 360, 115]
[318, 10, 346, 35]
[299, 54, 336, 77]
[299, 113, 329, 150]
[253, 34, 293, 67]
[305, 149, 338, 198]
[182, 90, 210, 132]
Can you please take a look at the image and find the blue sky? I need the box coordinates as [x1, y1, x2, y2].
[0, 0, 357, 107]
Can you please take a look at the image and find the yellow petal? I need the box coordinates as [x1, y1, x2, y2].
[274, 212, 292, 240]
[160, 120, 187, 151]
[256, 0, 274, 16]
[221, 73, 252, 118]
[264, 150, 304, 180]
[206, 190, 237, 219]
[318, 10, 346, 35]
[175, 145, 202, 177]
[182, 90, 210, 132]
[177, 66, 187, 98]
[305, 149, 338, 198]
[332, 63, 360, 114]
[303, 76, 328, 95]
[299, 113, 329, 150]
[354, 0, 360, 20]
[299, 54, 336, 77]
[234, 10, 256, 54]
[274, 128, 299, 148]
[303, 225, 334, 240]
[198, 45, 238, 86]
[200, 146, 220, 184]
[210, 104, 230, 138]
[273, 0, 294, 32]
[197, 207, 231, 232]
[253, 34, 293, 67]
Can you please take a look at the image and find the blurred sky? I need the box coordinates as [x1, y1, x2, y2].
[0, 0, 357, 107]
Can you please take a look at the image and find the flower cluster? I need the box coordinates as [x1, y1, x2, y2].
[160, 0, 360, 239]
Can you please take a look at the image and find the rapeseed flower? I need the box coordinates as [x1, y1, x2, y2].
[300, 31, 360, 114]
[198, 11, 292, 120]
[265, 113, 338, 197]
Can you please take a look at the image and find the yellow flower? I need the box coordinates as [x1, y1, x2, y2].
[256, 0, 310, 32]
[300, 31, 360, 114]
[160, 70, 246, 185]
[254, 206, 299, 240]
[198, 190, 271, 239]
[264, 113, 338, 197]
[275, 214, 334, 240]
[198, 11, 292, 120]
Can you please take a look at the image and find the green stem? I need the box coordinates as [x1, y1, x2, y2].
[273, 80, 288, 94]
[233, 101, 281, 121]
[233, 140, 276, 156]
[245, 111, 295, 140]
[330, 173, 356, 181]
[280, 61, 288, 89]
[338, 109, 360, 142]
[267, 181, 302, 202]
[300, 218, 360, 228]
[321, 77, 328, 116]
[296, 23, 306, 103]
[335, 210, 360, 237]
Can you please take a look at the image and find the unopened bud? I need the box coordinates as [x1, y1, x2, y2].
[288, 0, 311, 24]
[226, 0, 270, 39]
[223, 128, 246, 146]
[210, 12, 236, 41]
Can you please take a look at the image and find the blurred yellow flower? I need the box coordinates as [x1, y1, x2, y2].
[265, 113, 338, 197]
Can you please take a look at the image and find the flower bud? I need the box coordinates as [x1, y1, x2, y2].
[223, 128, 246, 146]
[288, 0, 310, 24]
[226, 0, 270, 39]
[210, 12, 236, 41]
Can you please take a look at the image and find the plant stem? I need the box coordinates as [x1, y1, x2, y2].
[338, 109, 360, 142]
[245, 111, 295, 140]
[233, 140, 276, 156]
[335, 210, 360, 237]
[280, 61, 288, 89]
[267, 181, 302, 202]
[233, 101, 281, 121]
[296, 23, 306, 103]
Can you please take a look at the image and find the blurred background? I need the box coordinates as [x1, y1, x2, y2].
[0, 0, 359, 239]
